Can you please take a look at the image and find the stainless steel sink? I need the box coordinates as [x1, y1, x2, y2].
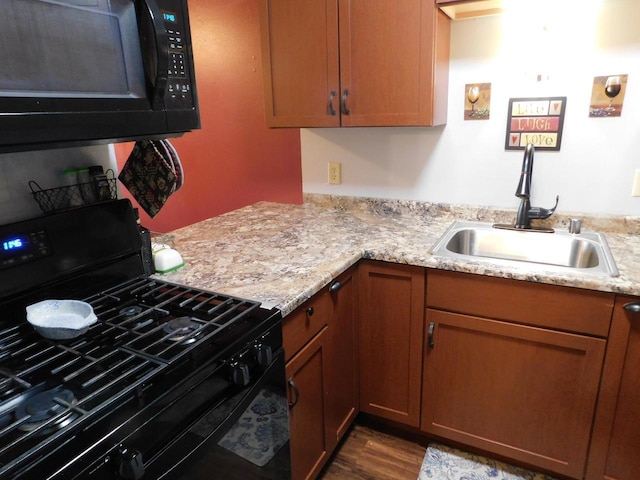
[431, 221, 619, 277]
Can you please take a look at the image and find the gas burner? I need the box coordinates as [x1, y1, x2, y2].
[119, 305, 144, 317]
[16, 388, 78, 433]
[163, 317, 201, 344]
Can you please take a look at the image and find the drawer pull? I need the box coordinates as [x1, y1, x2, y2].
[428, 322, 435, 349]
[287, 378, 300, 410]
[623, 302, 640, 314]
[329, 280, 342, 293]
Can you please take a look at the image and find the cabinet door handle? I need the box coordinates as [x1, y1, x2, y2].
[328, 90, 337, 116]
[329, 280, 342, 293]
[341, 89, 350, 115]
[306, 307, 314, 317]
[623, 302, 640, 314]
[428, 322, 435, 349]
[287, 377, 299, 410]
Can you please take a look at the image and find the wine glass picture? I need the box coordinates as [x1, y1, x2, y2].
[464, 83, 490, 120]
[467, 86, 480, 114]
[589, 74, 627, 118]
[604, 76, 621, 112]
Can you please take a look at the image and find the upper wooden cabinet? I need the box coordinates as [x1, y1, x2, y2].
[259, 1, 340, 127]
[587, 295, 640, 480]
[259, 0, 450, 127]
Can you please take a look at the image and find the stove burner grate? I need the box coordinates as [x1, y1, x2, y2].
[16, 388, 78, 433]
[119, 305, 144, 317]
[163, 317, 201, 344]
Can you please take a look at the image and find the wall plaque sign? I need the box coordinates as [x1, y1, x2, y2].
[505, 97, 566, 151]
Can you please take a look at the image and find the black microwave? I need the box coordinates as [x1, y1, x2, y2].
[0, 0, 199, 153]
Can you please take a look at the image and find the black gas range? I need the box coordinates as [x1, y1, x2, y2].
[0, 200, 290, 479]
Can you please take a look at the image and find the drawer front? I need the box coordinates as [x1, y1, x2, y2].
[283, 292, 330, 362]
[426, 269, 614, 337]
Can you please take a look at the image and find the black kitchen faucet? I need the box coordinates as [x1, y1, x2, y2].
[513, 143, 559, 230]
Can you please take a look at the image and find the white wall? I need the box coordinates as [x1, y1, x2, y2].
[301, 0, 640, 216]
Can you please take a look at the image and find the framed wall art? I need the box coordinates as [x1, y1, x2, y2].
[505, 97, 566, 151]
[589, 74, 628, 117]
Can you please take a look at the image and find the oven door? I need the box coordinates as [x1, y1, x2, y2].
[153, 349, 291, 480]
[84, 347, 291, 480]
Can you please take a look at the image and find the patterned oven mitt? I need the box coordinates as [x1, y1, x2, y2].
[118, 140, 177, 218]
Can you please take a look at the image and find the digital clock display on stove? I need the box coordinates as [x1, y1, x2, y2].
[3, 237, 24, 251]
[0, 230, 51, 270]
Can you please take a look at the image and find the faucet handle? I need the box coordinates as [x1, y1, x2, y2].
[528, 195, 559, 220]
[569, 218, 582, 234]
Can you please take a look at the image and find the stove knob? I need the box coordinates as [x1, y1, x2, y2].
[116, 446, 145, 479]
[254, 344, 273, 367]
[231, 362, 250, 386]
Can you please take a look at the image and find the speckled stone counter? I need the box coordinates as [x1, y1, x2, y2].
[159, 195, 640, 316]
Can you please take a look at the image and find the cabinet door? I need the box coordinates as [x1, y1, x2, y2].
[422, 309, 606, 479]
[286, 327, 329, 480]
[587, 296, 640, 480]
[325, 267, 359, 452]
[338, 0, 449, 126]
[358, 261, 425, 427]
[259, 0, 340, 127]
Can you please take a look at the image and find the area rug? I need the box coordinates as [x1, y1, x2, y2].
[418, 443, 557, 480]
[218, 387, 289, 467]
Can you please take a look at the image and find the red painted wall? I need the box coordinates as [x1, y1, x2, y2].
[115, 0, 302, 233]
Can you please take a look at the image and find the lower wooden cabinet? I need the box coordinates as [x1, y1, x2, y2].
[286, 327, 329, 480]
[358, 261, 425, 427]
[423, 269, 611, 479]
[284, 266, 359, 480]
[284, 262, 636, 480]
[587, 295, 640, 480]
[324, 267, 359, 452]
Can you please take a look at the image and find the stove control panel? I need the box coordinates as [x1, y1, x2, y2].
[0, 229, 51, 271]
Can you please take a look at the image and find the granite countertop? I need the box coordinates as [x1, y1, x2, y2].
[159, 195, 640, 316]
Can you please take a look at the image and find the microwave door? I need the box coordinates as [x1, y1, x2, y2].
[0, 1, 148, 104]
[0, 0, 199, 151]
[138, 0, 170, 110]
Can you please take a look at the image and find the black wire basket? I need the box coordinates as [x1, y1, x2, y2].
[29, 170, 118, 214]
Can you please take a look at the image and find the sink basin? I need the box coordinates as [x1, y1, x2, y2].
[431, 221, 619, 277]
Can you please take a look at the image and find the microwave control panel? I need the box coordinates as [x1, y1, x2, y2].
[161, 5, 194, 109]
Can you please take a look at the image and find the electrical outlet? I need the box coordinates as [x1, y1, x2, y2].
[633, 169, 640, 197]
[328, 162, 341, 185]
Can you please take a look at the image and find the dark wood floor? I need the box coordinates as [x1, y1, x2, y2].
[319, 421, 428, 480]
